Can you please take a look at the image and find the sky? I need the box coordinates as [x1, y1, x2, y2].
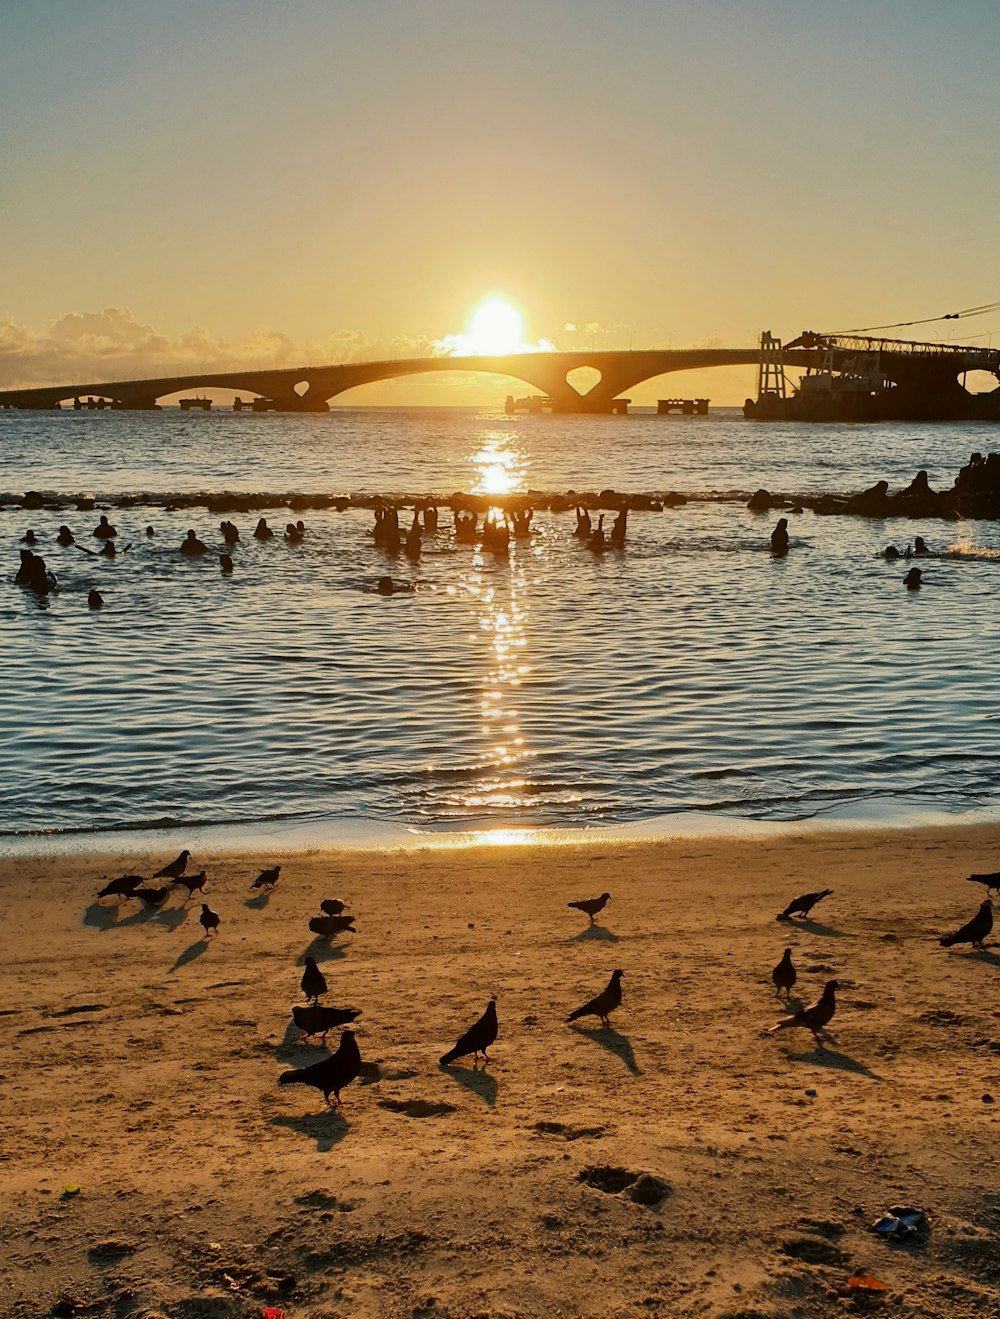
[2, 0, 999, 405]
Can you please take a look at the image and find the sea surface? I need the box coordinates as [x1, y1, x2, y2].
[2, 406, 999, 853]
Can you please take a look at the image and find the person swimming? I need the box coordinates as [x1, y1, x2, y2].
[221, 520, 239, 545]
[88, 589, 104, 609]
[146, 525, 155, 537]
[374, 575, 414, 595]
[610, 507, 628, 547]
[220, 553, 234, 574]
[588, 514, 606, 552]
[913, 536, 929, 556]
[56, 526, 75, 546]
[770, 517, 789, 555]
[15, 549, 55, 595]
[21, 530, 37, 545]
[453, 508, 477, 544]
[93, 514, 117, 540]
[253, 517, 274, 540]
[180, 530, 208, 555]
[285, 522, 304, 543]
[574, 507, 592, 538]
[423, 505, 438, 533]
[904, 567, 923, 589]
[884, 545, 901, 560]
[404, 512, 422, 559]
[511, 508, 533, 538]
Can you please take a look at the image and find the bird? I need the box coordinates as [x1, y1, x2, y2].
[440, 998, 498, 1066]
[308, 914, 356, 941]
[300, 956, 327, 1002]
[199, 904, 220, 937]
[96, 874, 145, 901]
[171, 870, 207, 900]
[291, 1003, 361, 1040]
[777, 889, 832, 921]
[278, 1028, 361, 1108]
[967, 872, 1000, 896]
[771, 947, 796, 998]
[768, 979, 839, 1048]
[152, 850, 190, 879]
[567, 970, 624, 1028]
[567, 892, 611, 925]
[132, 887, 171, 907]
[320, 898, 347, 917]
[939, 900, 993, 951]
[250, 865, 281, 891]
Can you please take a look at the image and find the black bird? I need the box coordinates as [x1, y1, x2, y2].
[199, 904, 220, 937]
[320, 898, 347, 917]
[291, 1003, 361, 1039]
[440, 998, 498, 1066]
[567, 969, 624, 1028]
[300, 956, 327, 1002]
[171, 870, 207, 900]
[777, 889, 833, 921]
[769, 979, 839, 1048]
[308, 914, 356, 941]
[940, 900, 993, 950]
[278, 1028, 361, 1108]
[967, 871, 1000, 896]
[250, 865, 281, 891]
[771, 947, 796, 998]
[96, 874, 145, 901]
[567, 892, 611, 925]
[132, 886, 171, 907]
[153, 850, 190, 879]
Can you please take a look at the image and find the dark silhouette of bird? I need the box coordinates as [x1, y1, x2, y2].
[171, 870, 207, 900]
[278, 1028, 361, 1108]
[96, 874, 145, 901]
[132, 887, 171, 907]
[567, 970, 624, 1028]
[777, 889, 833, 921]
[771, 947, 796, 998]
[568, 892, 611, 924]
[250, 865, 281, 891]
[940, 900, 993, 950]
[308, 914, 356, 940]
[199, 904, 220, 937]
[440, 998, 498, 1066]
[153, 850, 190, 879]
[768, 979, 839, 1048]
[967, 872, 1000, 896]
[300, 956, 327, 1002]
[320, 898, 347, 917]
[291, 1003, 361, 1039]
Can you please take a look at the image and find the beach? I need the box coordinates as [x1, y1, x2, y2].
[3, 826, 999, 1319]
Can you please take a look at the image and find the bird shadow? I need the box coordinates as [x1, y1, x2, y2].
[793, 918, 842, 938]
[153, 906, 190, 933]
[170, 939, 209, 971]
[440, 1062, 498, 1107]
[573, 924, 619, 943]
[270, 1111, 350, 1151]
[245, 892, 271, 910]
[785, 1042, 883, 1080]
[115, 904, 163, 928]
[82, 903, 120, 931]
[572, 1024, 641, 1075]
[301, 938, 347, 964]
[965, 948, 1000, 966]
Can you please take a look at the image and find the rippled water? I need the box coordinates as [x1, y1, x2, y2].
[2, 407, 999, 845]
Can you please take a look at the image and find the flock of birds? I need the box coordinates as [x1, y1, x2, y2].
[94, 852, 996, 1110]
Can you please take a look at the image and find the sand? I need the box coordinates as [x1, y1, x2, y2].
[2, 826, 999, 1319]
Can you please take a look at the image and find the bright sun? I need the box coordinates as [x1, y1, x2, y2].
[467, 298, 524, 355]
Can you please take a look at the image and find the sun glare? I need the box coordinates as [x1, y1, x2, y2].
[467, 298, 524, 355]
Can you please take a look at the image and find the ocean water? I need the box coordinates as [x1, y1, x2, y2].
[2, 406, 999, 851]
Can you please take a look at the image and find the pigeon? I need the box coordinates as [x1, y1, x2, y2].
[96, 874, 145, 901]
[440, 998, 498, 1066]
[967, 872, 1000, 896]
[250, 865, 281, 891]
[939, 900, 993, 950]
[768, 979, 839, 1048]
[567, 970, 624, 1028]
[567, 892, 611, 925]
[199, 904, 220, 937]
[320, 898, 347, 917]
[291, 1003, 361, 1039]
[308, 914, 356, 941]
[132, 887, 171, 907]
[171, 870, 207, 900]
[152, 850, 190, 879]
[771, 947, 796, 998]
[300, 956, 327, 1002]
[278, 1028, 361, 1107]
[777, 889, 832, 921]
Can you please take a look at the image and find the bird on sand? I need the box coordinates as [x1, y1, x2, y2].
[777, 889, 833, 921]
[96, 874, 145, 901]
[939, 900, 993, 950]
[567, 892, 611, 925]
[250, 865, 281, 891]
[320, 898, 347, 917]
[771, 947, 796, 998]
[278, 1028, 361, 1108]
[567, 970, 624, 1028]
[768, 979, 839, 1048]
[967, 872, 1000, 896]
[300, 956, 327, 1002]
[152, 850, 190, 879]
[171, 870, 207, 900]
[199, 904, 220, 937]
[132, 887, 171, 907]
[309, 914, 356, 941]
[291, 1003, 361, 1040]
[440, 998, 498, 1066]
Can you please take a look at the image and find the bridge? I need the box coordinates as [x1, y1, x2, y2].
[0, 338, 997, 415]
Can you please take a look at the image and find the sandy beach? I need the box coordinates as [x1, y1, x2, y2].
[2, 826, 999, 1319]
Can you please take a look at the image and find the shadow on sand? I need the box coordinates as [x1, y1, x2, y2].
[171, 938, 209, 971]
[792, 918, 843, 938]
[245, 892, 271, 911]
[572, 1024, 641, 1075]
[573, 924, 619, 944]
[154, 905, 190, 933]
[300, 938, 348, 964]
[270, 1111, 350, 1151]
[82, 902, 120, 931]
[440, 1061, 498, 1106]
[785, 1042, 883, 1080]
[963, 948, 1000, 967]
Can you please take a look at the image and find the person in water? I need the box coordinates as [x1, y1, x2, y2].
[88, 589, 104, 609]
[15, 549, 56, 596]
[610, 507, 628, 547]
[285, 522, 303, 543]
[146, 525, 155, 537]
[588, 514, 606, 552]
[56, 526, 75, 546]
[913, 536, 929, 556]
[221, 520, 239, 545]
[422, 505, 438, 533]
[904, 567, 923, 589]
[253, 517, 274, 540]
[21, 529, 37, 545]
[574, 507, 592, 538]
[93, 514, 117, 540]
[220, 553, 234, 574]
[374, 576, 414, 595]
[770, 518, 789, 555]
[180, 529, 207, 555]
[511, 508, 533, 538]
[884, 545, 901, 560]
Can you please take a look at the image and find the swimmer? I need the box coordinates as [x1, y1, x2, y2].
[512, 508, 533, 538]
[588, 514, 606, 552]
[374, 575, 414, 595]
[913, 536, 929, 556]
[904, 567, 923, 589]
[146, 525, 155, 537]
[88, 589, 104, 609]
[56, 526, 75, 546]
[21, 529, 37, 545]
[221, 520, 239, 545]
[610, 507, 628, 547]
[296, 519, 305, 535]
[15, 549, 55, 596]
[405, 513, 422, 559]
[285, 522, 303, 543]
[180, 529, 208, 555]
[423, 505, 438, 533]
[93, 514, 117, 540]
[453, 509, 478, 544]
[253, 517, 274, 540]
[220, 553, 234, 574]
[770, 517, 789, 555]
[574, 507, 592, 538]
[884, 545, 901, 560]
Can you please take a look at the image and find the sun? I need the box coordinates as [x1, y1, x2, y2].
[467, 298, 524, 355]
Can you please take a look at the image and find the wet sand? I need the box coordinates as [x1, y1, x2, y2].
[2, 827, 999, 1318]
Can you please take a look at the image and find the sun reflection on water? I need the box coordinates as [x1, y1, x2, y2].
[469, 432, 527, 497]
